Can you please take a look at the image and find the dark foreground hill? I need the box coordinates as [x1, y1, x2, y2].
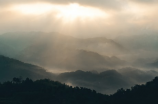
[1, 77, 158, 104]
[0, 55, 55, 82]
[0, 78, 109, 104]
[111, 77, 158, 104]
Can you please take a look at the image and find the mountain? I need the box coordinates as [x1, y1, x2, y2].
[0, 32, 41, 52]
[0, 32, 127, 71]
[0, 55, 156, 94]
[0, 78, 109, 104]
[78, 37, 128, 55]
[0, 55, 55, 82]
[0, 42, 17, 57]
[114, 34, 158, 66]
[0, 32, 127, 54]
[1, 77, 158, 104]
[56, 68, 157, 94]
[111, 77, 158, 104]
[19, 47, 126, 71]
[11, 32, 126, 71]
[57, 70, 130, 94]
[0, 55, 127, 94]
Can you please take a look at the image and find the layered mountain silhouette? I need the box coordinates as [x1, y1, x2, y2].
[0, 32, 158, 95]
[115, 34, 158, 66]
[0, 55, 157, 94]
[0, 55, 55, 82]
[57, 70, 130, 94]
[0, 32, 41, 52]
[0, 42, 17, 57]
[57, 68, 157, 94]
[0, 32, 127, 71]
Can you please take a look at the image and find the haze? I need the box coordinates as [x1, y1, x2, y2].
[0, 0, 157, 38]
[0, 0, 158, 94]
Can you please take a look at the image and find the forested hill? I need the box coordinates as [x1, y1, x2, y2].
[111, 76, 158, 104]
[0, 55, 55, 82]
[0, 78, 109, 104]
[1, 77, 158, 104]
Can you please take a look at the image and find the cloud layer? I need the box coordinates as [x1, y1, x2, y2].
[0, 0, 157, 39]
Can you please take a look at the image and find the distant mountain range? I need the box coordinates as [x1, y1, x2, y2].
[0, 32, 157, 70]
[0, 42, 17, 57]
[0, 55, 157, 94]
[0, 32, 127, 71]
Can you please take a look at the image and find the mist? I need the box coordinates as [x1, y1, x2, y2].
[0, 0, 158, 94]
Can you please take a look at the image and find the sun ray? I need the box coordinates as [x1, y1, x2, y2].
[10, 3, 108, 22]
[55, 3, 108, 22]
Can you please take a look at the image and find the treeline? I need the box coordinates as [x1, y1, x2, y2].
[111, 77, 158, 104]
[0, 77, 109, 104]
[1, 77, 158, 104]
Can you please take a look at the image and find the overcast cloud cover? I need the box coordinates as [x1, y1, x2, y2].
[0, 0, 158, 38]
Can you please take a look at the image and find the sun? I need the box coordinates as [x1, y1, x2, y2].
[11, 3, 108, 22]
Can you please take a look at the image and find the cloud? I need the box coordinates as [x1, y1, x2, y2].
[0, 0, 125, 10]
[0, 0, 158, 39]
[129, 0, 158, 4]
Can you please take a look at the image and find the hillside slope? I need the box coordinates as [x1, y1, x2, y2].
[1, 77, 158, 104]
[0, 55, 55, 82]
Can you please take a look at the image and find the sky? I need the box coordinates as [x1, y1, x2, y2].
[0, 0, 158, 38]
[0, 0, 158, 94]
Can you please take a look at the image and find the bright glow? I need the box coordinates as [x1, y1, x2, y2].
[11, 3, 54, 15]
[55, 3, 108, 22]
[11, 3, 108, 22]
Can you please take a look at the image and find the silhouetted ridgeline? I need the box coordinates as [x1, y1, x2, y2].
[0, 55, 157, 94]
[111, 76, 158, 104]
[0, 55, 55, 82]
[1, 77, 158, 104]
[0, 78, 109, 104]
